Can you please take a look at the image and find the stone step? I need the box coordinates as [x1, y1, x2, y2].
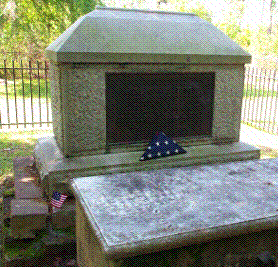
[13, 157, 43, 199]
[10, 198, 49, 239]
[9, 197, 76, 238]
[7, 157, 76, 239]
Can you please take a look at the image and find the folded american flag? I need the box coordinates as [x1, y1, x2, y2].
[140, 132, 186, 161]
[51, 191, 67, 208]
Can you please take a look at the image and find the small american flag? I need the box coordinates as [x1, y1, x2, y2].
[51, 191, 67, 208]
[140, 132, 186, 161]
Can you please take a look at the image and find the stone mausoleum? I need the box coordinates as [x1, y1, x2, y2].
[34, 6, 260, 195]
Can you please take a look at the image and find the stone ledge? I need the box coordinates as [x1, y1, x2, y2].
[34, 136, 260, 196]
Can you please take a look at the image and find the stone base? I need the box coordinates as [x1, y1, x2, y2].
[34, 136, 260, 196]
[51, 199, 76, 229]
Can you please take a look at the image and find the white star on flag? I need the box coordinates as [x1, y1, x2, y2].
[139, 132, 186, 161]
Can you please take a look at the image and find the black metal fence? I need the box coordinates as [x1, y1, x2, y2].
[0, 60, 51, 129]
[242, 66, 278, 135]
[0, 61, 278, 135]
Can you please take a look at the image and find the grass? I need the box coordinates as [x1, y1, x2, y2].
[259, 145, 278, 159]
[242, 121, 278, 136]
[0, 79, 49, 99]
[243, 85, 278, 98]
[3, 226, 75, 261]
[0, 128, 53, 183]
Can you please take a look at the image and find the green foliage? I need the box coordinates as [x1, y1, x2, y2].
[2, 187, 15, 197]
[215, 1, 246, 44]
[157, 0, 212, 22]
[186, 2, 212, 23]
[0, 0, 278, 68]
[214, 0, 278, 68]
[0, 0, 103, 61]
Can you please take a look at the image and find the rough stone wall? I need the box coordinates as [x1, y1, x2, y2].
[213, 65, 245, 141]
[60, 63, 106, 157]
[50, 63, 245, 157]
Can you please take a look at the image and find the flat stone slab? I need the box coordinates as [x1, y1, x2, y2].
[13, 157, 42, 199]
[71, 158, 278, 259]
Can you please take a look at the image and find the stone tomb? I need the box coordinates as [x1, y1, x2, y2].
[71, 158, 278, 266]
[34, 6, 260, 195]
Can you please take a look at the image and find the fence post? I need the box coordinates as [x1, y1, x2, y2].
[4, 60, 11, 128]
[45, 61, 50, 127]
[258, 68, 267, 131]
[29, 60, 34, 127]
[37, 61, 42, 127]
[12, 60, 19, 128]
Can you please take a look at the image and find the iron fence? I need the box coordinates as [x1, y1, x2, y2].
[0, 60, 51, 129]
[0, 61, 278, 135]
[242, 66, 278, 135]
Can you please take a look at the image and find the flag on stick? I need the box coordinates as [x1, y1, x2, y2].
[140, 132, 186, 161]
[51, 191, 67, 208]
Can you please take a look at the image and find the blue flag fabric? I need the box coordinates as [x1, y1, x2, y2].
[140, 132, 186, 161]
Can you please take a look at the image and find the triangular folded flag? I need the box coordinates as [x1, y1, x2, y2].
[140, 132, 186, 161]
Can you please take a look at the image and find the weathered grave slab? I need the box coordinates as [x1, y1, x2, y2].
[71, 158, 277, 265]
[13, 157, 42, 199]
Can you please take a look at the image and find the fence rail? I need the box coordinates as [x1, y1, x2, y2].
[0, 61, 278, 136]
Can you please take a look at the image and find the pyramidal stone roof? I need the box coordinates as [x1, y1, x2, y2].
[46, 6, 251, 64]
